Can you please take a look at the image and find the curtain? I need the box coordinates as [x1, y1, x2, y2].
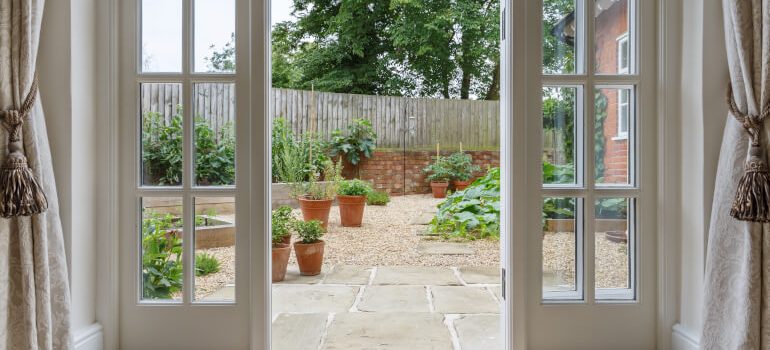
[703, 1, 770, 348]
[0, 1, 71, 349]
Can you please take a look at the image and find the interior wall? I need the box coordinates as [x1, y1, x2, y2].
[674, 0, 728, 347]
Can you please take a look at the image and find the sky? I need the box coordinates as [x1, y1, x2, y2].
[142, 0, 294, 72]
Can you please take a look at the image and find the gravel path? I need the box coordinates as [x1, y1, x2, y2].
[194, 194, 628, 298]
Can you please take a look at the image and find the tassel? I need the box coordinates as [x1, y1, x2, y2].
[0, 153, 47, 218]
[730, 144, 770, 222]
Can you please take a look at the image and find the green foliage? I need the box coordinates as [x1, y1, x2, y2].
[366, 190, 390, 206]
[330, 119, 377, 165]
[542, 87, 576, 165]
[542, 0, 576, 73]
[206, 33, 236, 72]
[338, 179, 373, 196]
[272, 205, 295, 245]
[141, 212, 183, 299]
[195, 253, 221, 277]
[542, 160, 575, 184]
[594, 91, 609, 180]
[446, 152, 480, 181]
[542, 197, 576, 231]
[297, 159, 343, 200]
[595, 198, 627, 220]
[142, 109, 235, 186]
[423, 156, 453, 182]
[271, 22, 302, 87]
[272, 118, 330, 183]
[294, 219, 325, 243]
[430, 167, 500, 239]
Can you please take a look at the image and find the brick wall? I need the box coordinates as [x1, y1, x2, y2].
[595, 0, 629, 184]
[353, 150, 500, 195]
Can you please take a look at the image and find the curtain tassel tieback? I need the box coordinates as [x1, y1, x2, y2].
[728, 83, 770, 222]
[0, 77, 47, 218]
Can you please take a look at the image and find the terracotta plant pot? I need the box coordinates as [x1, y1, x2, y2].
[271, 243, 291, 282]
[337, 195, 366, 227]
[294, 240, 325, 276]
[430, 181, 449, 198]
[298, 197, 333, 229]
[453, 180, 472, 191]
[281, 234, 291, 245]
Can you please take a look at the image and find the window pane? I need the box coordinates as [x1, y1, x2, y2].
[543, 87, 578, 185]
[595, 87, 632, 185]
[141, 197, 184, 302]
[595, 0, 631, 75]
[195, 0, 236, 73]
[193, 83, 236, 186]
[141, 0, 182, 72]
[543, 197, 580, 299]
[595, 198, 633, 300]
[543, 0, 578, 74]
[194, 197, 235, 302]
[141, 83, 184, 186]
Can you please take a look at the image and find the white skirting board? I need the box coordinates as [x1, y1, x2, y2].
[74, 323, 103, 350]
[672, 324, 700, 350]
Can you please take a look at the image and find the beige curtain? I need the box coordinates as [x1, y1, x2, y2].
[0, 0, 71, 349]
[703, 1, 770, 348]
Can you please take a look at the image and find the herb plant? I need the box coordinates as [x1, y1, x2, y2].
[338, 179, 373, 196]
[297, 159, 342, 200]
[330, 119, 377, 165]
[422, 156, 453, 182]
[272, 118, 329, 183]
[430, 168, 500, 239]
[446, 152, 480, 181]
[272, 205, 295, 245]
[195, 253, 221, 276]
[294, 220, 325, 243]
[366, 190, 390, 206]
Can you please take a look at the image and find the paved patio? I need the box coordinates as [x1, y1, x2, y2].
[272, 264, 502, 350]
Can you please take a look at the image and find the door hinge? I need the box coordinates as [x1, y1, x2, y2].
[501, 267, 506, 300]
[501, 8, 506, 41]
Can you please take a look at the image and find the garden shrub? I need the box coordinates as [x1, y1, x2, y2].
[446, 152, 480, 181]
[294, 220, 324, 243]
[195, 253, 221, 276]
[338, 179, 373, 196]
[367, 190, 390, 206]
[272, 117, 329, 183]
[329, 119, 377, 165]
[142, 212, 183, 299]
[423, 156, 453, 182]
[430, 167, 500, 239]
[272, 205, 295, 244]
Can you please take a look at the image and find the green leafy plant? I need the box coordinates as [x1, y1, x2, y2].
[195, 253, 221, 277]
[338, 179, 373, 196]
[272, 117, 329, 183]
[294, 219, 325, 243]
[272, 205, 295, 245]
[141, 212, 183, 299]
[423, 156, 453, 182]
[296, 159, 342, 200]
[430, 168, 500, 239]
[595, 198, 627, 220]
[366, 190, 391, 206]
[142, 109, 236, 186]
[542, 160, 575, 184]
[446, 152, 481, 181]
[330, 119, 377, 165]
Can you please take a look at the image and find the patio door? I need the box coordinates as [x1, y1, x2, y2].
[118, 0, 252, 348]
[503, 0, 658, 348]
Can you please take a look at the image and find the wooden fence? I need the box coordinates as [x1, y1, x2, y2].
[141, 84, 500, 149]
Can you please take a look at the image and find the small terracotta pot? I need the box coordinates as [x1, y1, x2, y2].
[271, 243, 291, 282]
[337, 195, 366, 227]
[294, 240, 325, 276]
[430, 181, 449, 198]
[298, 197, 333, 229]
[453, 180, 472, 191]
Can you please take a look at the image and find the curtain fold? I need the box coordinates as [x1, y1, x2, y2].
[703, 1, 770, 348]
[0, 0, 71, 349]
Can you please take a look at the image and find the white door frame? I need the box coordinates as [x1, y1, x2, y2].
[98, 0, 682, 348]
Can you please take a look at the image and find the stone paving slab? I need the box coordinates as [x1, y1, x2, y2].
[322, 312, 452, 350]
[272, 313, 328, 350]
[272, 285, 359, 314]
[323, 265, 372, 285]
[454, 315, 502, 350]
[372, 266, 461, 286]
[417, 242, 474, 255]
[201, 285, 234, 301]
[458, 266, 501, 284]
[431, 286, 500, 314]
[357, 286, 430, 313]
[490, 285, 502, 301]
[276, 265, 328, 285]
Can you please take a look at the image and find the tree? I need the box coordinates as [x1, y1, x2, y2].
[206, 33, 236, 72]
[271, 22, 302, 88]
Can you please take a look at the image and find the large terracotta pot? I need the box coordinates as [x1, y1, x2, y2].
[430, 181, 449, 198]
[337, 195, 366, 227]
[298, 197, 333, 229]
[453, 180, 472, 191]
[294, 240, 325, 276]
[272, 243, 291, 282]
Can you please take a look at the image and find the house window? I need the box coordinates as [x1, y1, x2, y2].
[616, 33, 630, 138]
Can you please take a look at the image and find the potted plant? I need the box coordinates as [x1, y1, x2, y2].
[447, 152, 481, 191]
[423, 156, 453, 198]
[330, 119, 377, 177]
[296, 160, 342, 230]
[293, 219, 325, 276]
[271, 206, 294, 282]
[337, 179, 373, 227]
